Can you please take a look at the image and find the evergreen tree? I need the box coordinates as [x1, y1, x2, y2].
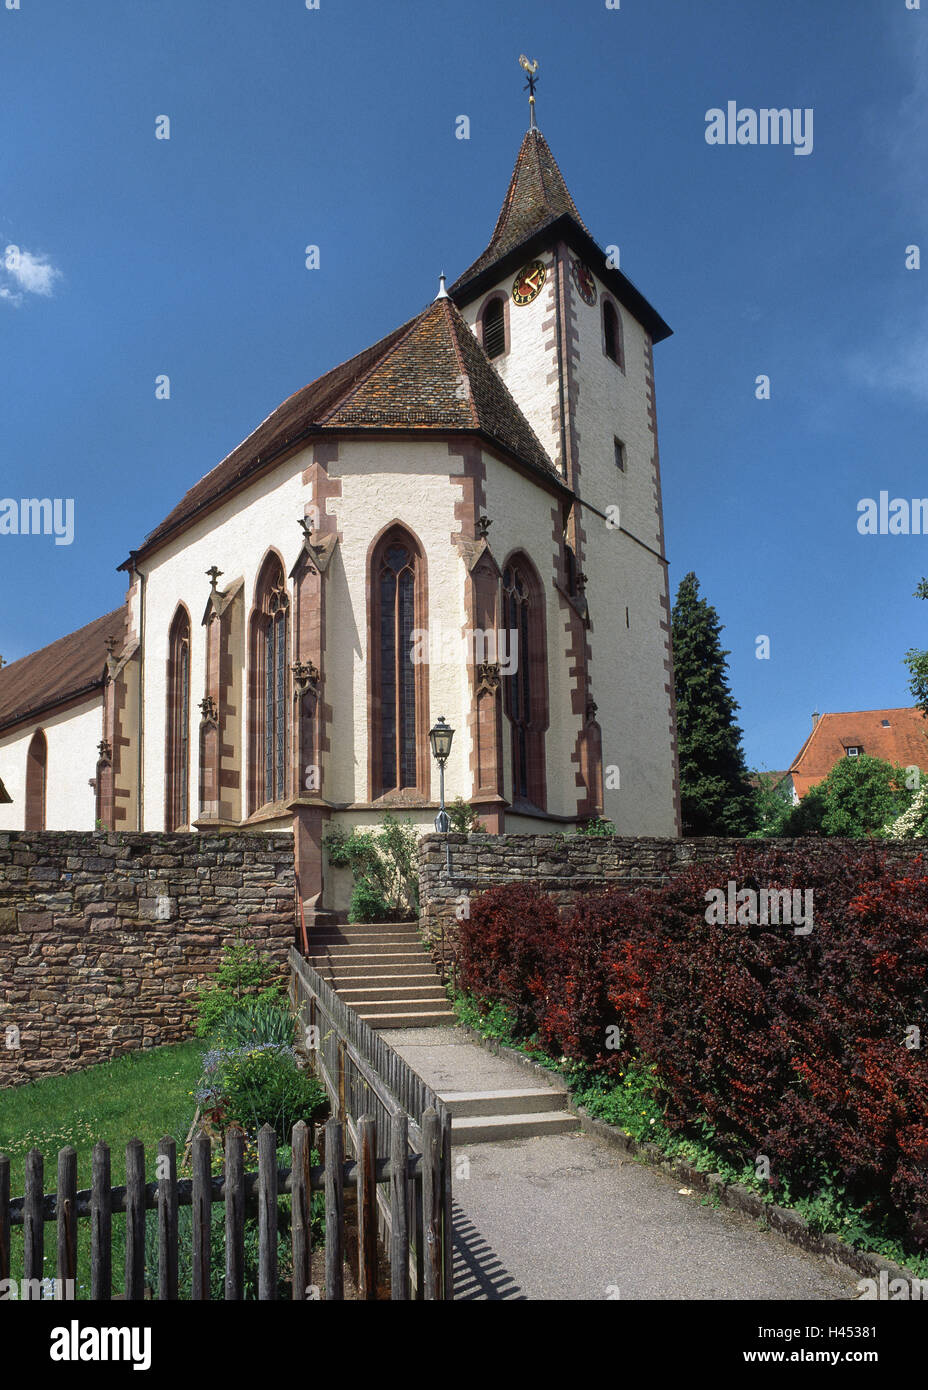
[671, 572, 756, 836]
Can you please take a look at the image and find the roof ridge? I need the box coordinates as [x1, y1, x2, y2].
[443, 300, 481, 430]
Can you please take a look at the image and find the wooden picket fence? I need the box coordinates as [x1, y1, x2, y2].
[0, 1109, 448, 1300]
[289, 946, 453, 1299]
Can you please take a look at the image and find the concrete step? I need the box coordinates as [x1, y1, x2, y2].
[450, 1111, 579, 1146]
[310, 929, 423, 944]
[362, 1009, 458, 1029]
[439, 1088, 568, 1118]
[354, 996, 450, 1015]
[321, 969, 440, 985]
[315, 963, 440, 981]
[308, 950, 429, 967]
[340, 985, 451, 1003]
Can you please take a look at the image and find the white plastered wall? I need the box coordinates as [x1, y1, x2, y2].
[0, 697, 101, 831]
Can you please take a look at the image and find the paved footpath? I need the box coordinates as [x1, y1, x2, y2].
[381, 1026, 861, 1302]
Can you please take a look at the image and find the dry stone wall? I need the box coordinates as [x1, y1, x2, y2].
[418, 832, 928, 956]
[0, 831, 295, 1086]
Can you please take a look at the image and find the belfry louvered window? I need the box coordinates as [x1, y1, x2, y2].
[379, 539, 418, 793]
[166, 607, 190, 830]
[483, 298, 506, 359]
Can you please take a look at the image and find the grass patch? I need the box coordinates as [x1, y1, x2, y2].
[0, 1042, 203, 1298]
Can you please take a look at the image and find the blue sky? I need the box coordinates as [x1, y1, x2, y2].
[1, 0, 925, 772]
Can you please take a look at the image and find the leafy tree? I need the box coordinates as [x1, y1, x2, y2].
[671, 572, 756, 836]
[777, 753, 913, 838]
[747, 771, 794, 838]
[904, 578, 928, 718]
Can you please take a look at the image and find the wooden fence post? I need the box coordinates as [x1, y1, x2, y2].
[56, 1146, 77, 1299]
[23, 1148, 43, 1298]
[0, 1154, 9, 1287]
[225, 1128, 245, 1301]
[291, 1121, 311, 1301]
[257, 1124, 278, 1301]
[441, 1105, 453, 1301]
[324, 1117, 344, 1300]
[357, 1114, 377, 1301]
[389, 1113, 409, 1300]
[91, 1142, 111, 1301]
[191, 1133, 211, 1301]
[157, 1136, 178, 1301]
[421, 1108, 442, 1301]
[124, 1140, 145, 1301]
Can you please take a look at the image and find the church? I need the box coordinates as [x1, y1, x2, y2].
[0, 110, 682, 921]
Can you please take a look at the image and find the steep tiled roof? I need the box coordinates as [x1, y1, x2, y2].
[321, 298, 557, 477]
[450, 128, 588, 290]
[131, 298, 562, 561]
[788, 708, 928, 799]
[0, 608, 126, 734]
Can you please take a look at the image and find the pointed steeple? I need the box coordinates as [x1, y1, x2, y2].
[450, 129, 588, 294]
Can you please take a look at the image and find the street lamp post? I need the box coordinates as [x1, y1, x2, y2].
[429, 715, 455, 874]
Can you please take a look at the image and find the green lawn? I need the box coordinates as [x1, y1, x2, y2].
[0, 1041, 203, 1298]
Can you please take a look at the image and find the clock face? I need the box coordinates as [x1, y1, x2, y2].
[571, 258, 597, 306]
[512, 259, 547, 306]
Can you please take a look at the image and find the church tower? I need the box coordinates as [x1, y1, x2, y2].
[451, 115, 682, 835]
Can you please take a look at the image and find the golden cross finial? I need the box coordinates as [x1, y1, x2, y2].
[519, 55, 539, 130]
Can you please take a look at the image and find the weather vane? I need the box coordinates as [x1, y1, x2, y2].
[519, 55, 539, 130]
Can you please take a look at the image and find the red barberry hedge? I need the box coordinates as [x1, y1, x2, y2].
[455, 844, 928, 1242]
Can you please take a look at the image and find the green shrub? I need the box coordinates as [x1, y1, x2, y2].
[575, 816, 617, 837]
[325, 813, 419, 920]
[199, 1044, 327, 1143]
[208, 996, 296, 1049]
[447, 798, 483, 833]
[349, 876, 392, 923]
[194, 940, 286, 1040]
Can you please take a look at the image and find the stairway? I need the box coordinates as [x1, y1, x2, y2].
[441, 1087, 578, 1145]
[306, 921, 457, 1029]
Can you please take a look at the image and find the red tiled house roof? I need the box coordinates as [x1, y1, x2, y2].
[788, 708, 928, 799]
[128, 298, 566, 564]
[0, 608, 126, 735]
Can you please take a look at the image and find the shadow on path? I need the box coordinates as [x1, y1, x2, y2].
[452, 1200, 526, 1301]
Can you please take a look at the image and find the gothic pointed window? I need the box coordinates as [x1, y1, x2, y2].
[166, 607, 191, 830]
[369, 526, 428, 800]
[25, 729, 47, 831]
[249, 554, 290, 813]
[502, 556, 548, 809]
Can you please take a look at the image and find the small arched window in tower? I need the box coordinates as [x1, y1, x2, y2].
[249, 554, 290, 812]
[502, 557, 548, 808]
[25, 729, 47, 831]
[483, 297, 506, 359]
[603, 299, 623, 368]
[166, 607, 191, 830]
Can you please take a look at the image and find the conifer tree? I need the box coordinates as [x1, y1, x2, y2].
[671, 572, 756, 836]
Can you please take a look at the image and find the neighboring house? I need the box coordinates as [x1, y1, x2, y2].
[782, 708, 928, 803]
[0, 118, 683, 918]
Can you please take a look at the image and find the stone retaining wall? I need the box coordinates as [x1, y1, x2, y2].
[417, 832, 928, 955]
[0, 831, 295, 1086]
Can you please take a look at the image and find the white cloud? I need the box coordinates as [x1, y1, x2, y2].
[847, 317, 928, 407]
[1, 243, 62, 305]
